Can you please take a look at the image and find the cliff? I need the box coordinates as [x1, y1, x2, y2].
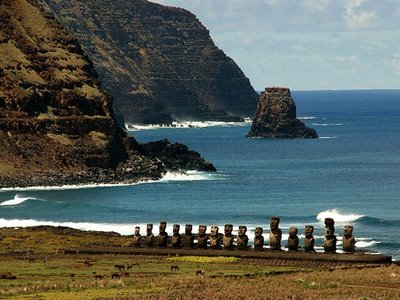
[247, 87, 318, 139]
[0, 0, 214, 188]
[40, 0, 259, 124]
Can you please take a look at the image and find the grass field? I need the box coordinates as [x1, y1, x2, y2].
[0, 226, 399, 299]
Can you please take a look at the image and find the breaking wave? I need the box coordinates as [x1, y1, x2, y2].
[312, 123, 343, 126]
[160, 171, 222, 182]
[298, 116, 316, 120]
[126, 120, 251, 131]
[316, 209, 364, 223]
[0, 171, 221, 192]
[0, 194, 44, 206]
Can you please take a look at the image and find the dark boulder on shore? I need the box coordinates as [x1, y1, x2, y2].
[247, 87, 318, 139]
[141, 139, 216, 172]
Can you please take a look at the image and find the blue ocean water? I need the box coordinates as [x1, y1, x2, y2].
[1, 90, 399, 259]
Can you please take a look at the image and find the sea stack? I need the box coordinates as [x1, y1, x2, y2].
[247, 87, 318, 138]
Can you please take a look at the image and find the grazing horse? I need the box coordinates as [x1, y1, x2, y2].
[170, 265, 180, 272]
[196, 270, 205, 276]
[84, 261, 93, 267]
[114, 264, 125, 271]
[111, 273, 121, 279]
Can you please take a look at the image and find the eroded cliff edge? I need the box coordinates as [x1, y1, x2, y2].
[0, 0, 214, 188]
[40, 0, 259, 125]
[247, 87, 318, 139]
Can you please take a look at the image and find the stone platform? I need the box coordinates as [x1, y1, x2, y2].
[67, 247, 392, 265]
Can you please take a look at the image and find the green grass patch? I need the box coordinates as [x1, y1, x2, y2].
[166, 256, 240, 264]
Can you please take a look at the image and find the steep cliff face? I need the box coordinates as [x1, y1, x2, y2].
[0, 0, 214, 187]
[40, 0, 258, 124]
[247, 87, 318, 138]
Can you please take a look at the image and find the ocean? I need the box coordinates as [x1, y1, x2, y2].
[1, 90, 399, 259]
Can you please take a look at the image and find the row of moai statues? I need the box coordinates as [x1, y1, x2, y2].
[131, 217, 356, 253]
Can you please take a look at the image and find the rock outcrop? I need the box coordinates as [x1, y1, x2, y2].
[40, 0, 258, 124]
[0, 0, 214, 188]
[247, 87, 318, 138]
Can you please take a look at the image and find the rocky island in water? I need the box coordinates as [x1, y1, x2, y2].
[247, 87, 318, 139]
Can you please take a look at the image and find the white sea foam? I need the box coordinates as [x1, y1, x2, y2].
[316, 209, 364, 223]
[312, 123, 343, 126]
[0, 171, 220, 192]
[0, 194, 43, 206]
[0, 179, 158, 192]
[160, 171, 220, 182]
[126, 120, 251, 131]
[319, 136, 337, 139]
[298, 116, 316, 120]
[356, 240, 380, 248]
[0, 218, 137, 235]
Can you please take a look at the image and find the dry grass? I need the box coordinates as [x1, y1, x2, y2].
[0, 227, 399, 299]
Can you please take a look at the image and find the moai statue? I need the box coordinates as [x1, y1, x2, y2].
[197, 224, 208, 249]
[171, 224, 182, 248]
[209, 225, 222, 249]
[324, 218, 337, 253]
[182, 224, 194, 249]
[132, 226, 141, 247]
[223, 224, 234, 250]
[144, 224, 154, 247]
[156, 221, 168, 248]
[287, 227, 299, 251]
[254, 227, 264, 251]
[269, 216, 282, 250]
[304, 225, 315, 252]
[342, 225, 356, 253]
[237, 226, 249, 250]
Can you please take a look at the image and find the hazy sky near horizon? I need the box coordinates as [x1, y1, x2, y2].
[149, 0, 400, 90]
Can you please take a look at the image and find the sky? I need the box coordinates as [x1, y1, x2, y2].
[149, 0, 400, 91]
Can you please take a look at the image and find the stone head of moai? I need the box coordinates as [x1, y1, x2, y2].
[324, 219, 337, 253]
[254, 227, 264, 250]
[269, 216, 282, 250]
[287, 227, 299, 251]
[324, 226, 335, 237]
[185, 224, 193, 235]
[157, 221, 168, 248]
[324, 218, 335, 230]
[304, 225, 314, 237]
[237, 226, 249, 250]
[171, 224, 182, 249]
[344, 225, 353, 238]
[224, 224, 233, 236]
[198, 225, 207, 235]
[238, 226, 247, 236]
[270, 216, 280, 230]
[255, 227, 263, 236]
[173, 224, 180, 235]
[210, 225, 219, 237]
[197, 224, 208, 249]
[134, 226, 140, 236]
[146, 224, 153, 236]
[304, 225, 315, 252]
[223, 224, 234, 249]
[159, 221, 167, 234]
[343, 225, 356, 253]
[289, 227, 298, 238]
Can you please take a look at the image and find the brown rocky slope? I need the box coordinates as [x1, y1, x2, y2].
[40, 0, 259, 124]
[0, 0, 214, 188]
